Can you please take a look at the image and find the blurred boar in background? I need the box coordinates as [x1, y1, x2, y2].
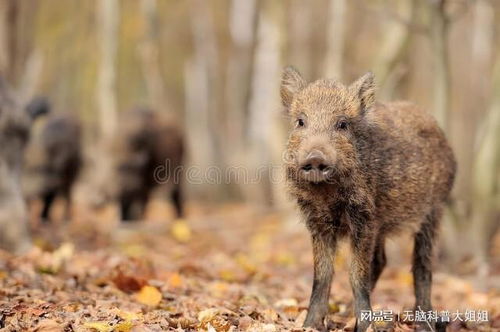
[0, 79, 48, 252]
[281, 67, 456, 332]
[23, 97, 82, 223]
[94, 108, 184, 221]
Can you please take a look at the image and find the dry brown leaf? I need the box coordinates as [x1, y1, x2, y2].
[112, 271, 147, 293]
[33, 319, 64, 332]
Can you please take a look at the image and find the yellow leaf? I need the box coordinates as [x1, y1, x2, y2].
[274, 252, 295, 266]
[328, 302, 340, 313]
[219, 269, 236, 282]
[171, 220, 191, 243]
[83, 322, 112, 332]
[198, 308, 219, 323]
[136, 285, 162, 307]
[396, 271, 413, 286]
[235, 253, 257, 274]
[117, 311, 143, 321]
[167, 272, 183, 289]
[114, 321, 133, 332]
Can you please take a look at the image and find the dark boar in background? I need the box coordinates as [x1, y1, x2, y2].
[100, 108, 185, 221]
[23, 97, 82, 223]
[281, 67, 456, 332]
[0, 80, 47, 252]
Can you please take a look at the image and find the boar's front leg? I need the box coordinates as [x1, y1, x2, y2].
[350, 221, 375, 332]
[303, 230, 337, 331]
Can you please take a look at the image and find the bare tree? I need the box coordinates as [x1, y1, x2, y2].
[289, 0, 314, 78]
[97, 0, 119, 139]
[225, 0, 258, 157]
[323, 0, 346, 80]
[471, 52, 500, 275]
[373, 0, 418, 99]
[0, 0, 17, 81]
[247, 1, 285, 207]
[138, 0, 169, 113]
[428, 0, 450, 133]
[186, 0, 224, 199]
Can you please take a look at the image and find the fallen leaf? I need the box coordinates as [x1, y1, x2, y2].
[198, 308, 231, 332]
[166, 272, 183, 289]
[115, 320, 134, 332]
[83, 321, 113, 332]
[33, 319, 64, 332]
[112, 271, 147, 293]
[274, 298, 298, 308]
[219, 269, 236, 282]
[171, 219, 191, 242]
[198, 308, 219, 323]
[135, 285, 162, 306]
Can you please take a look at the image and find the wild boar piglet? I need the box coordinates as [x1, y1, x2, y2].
[281, 67, 456, 332]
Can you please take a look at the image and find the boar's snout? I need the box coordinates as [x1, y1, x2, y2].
[298, 149, 334, 183]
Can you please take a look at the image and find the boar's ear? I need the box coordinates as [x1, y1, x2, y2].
[25, 96, 50, 119]
[280, 66, 306, 110]
[350, 72, 376, 114]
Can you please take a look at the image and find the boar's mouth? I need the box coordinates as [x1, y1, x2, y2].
[298, 165, 334, 183]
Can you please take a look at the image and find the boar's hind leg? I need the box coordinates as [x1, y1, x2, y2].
[62, 188, 73, 222]
[303, 232, 337, 331]
[412, 207, 440, 330]
[370, 236, 386, 291]
[41, 191, 56, 223]
[350, 224, 375, 332]
[171, 184, 183, 218]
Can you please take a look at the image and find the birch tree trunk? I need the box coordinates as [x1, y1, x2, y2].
[247, 1, 285, 208]
[429, 0, 450, 133]
[186, 0, 224, 199]
[471, 53, 500, 275]
[455, 0, 495, 206]
[0, 79, 31, 253]
[97, 0, 119, 139]
[289, 0, 313, 79]
[0, 0, 17, 82]
[138, 0, 169, 113]
[225, 0, 257, 158]
[373, 0, 417, 99]
[323, 0, 346, 80]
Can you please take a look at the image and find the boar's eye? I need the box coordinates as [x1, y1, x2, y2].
[296, 118, 305, 128]
[336, 119, 348, 130]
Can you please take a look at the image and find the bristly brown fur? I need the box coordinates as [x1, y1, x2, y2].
[109, 108, 185, 221]
[281, 67, 456, 332]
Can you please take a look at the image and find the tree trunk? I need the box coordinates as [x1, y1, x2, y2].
[471, 52, 500, 275]
[429, 0, 450, 133]
[323, 0, 346, 80]
[185, 0, 224, 200]
[97, 0, 119, 139]
[225, 0, 258, 162]
[373, 0, 417, 99]
[289, 0, 313, 79]
[0, 0, 18, 82]
[138, 0, 169, 113]
[247, 1, 285, 208]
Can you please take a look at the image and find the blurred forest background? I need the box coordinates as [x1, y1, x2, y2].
[0, 0, 499, 270]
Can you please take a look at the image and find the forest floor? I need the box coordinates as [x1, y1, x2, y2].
[0, 201, 498, 332]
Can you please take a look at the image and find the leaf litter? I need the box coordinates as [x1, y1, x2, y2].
[0, 202, 498, 331]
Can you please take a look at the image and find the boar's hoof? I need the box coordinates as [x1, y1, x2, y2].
[303, 317, 326, 331]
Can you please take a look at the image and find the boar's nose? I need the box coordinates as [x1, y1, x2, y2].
[300, 150, 331, 172]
